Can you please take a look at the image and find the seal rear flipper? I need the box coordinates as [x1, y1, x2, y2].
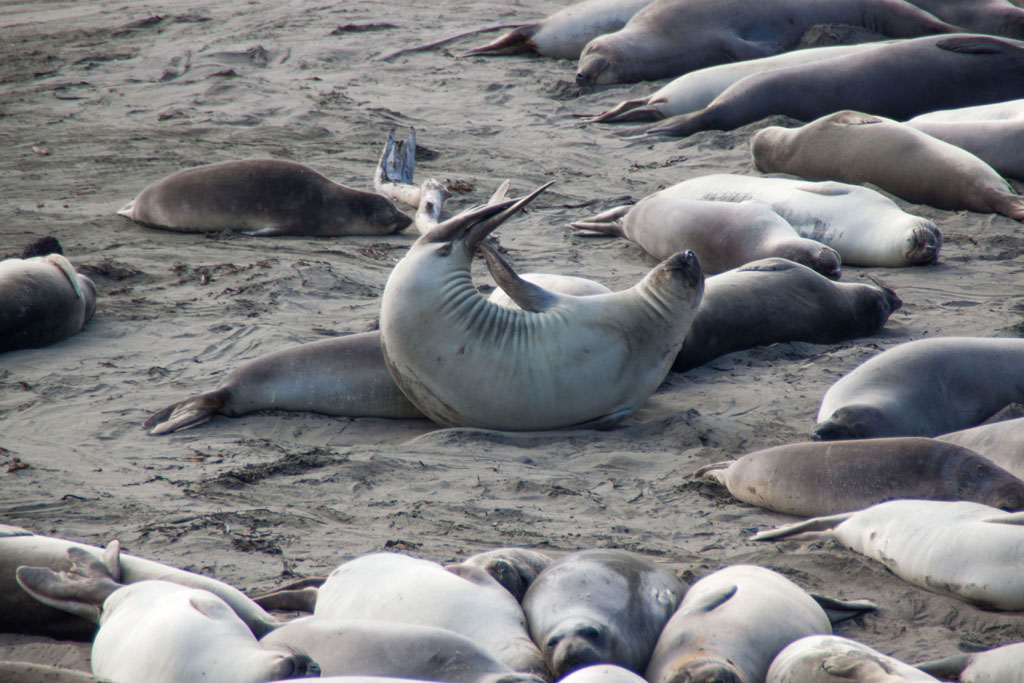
[983, 510, 1024, 525]
[914, 653, 970, 678]
[568, 205, 630, 236]
[571, 406, 637, 430]
[810, 595, 877, 624]
[589, 98, 663, 124]
[144, 392, 227, 435]
[16, 547, 123, 624]
[478, 242, 557, 313]
[990, 189, 1024, 222]
[692, 461, 734, 482]
[116, 199, 136, 218]
[751, 512, 853, 541]
[460, 24, 540, 57]
[252, 586, 319, 612]
[375, 128, 421, 209]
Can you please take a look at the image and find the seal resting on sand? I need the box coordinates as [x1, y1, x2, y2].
[768, 635, 940, 682]
[1, 252, 96, 353]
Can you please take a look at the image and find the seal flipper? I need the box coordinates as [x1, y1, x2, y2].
[16, 547, 123, 624]
[117, 199, 136, 218]
[144, 389, 229, 435]
[914, 653, 970, 678]
[990, 189, 1024, 222]
[983, 510, 1024, 525]
[751, 512, 853, 541]
[589, 98, 664, 124]
[478, 241, 557, 313]
[374, 128, 421, 210]
[568, 205, 630, 236]
[810, 594, 877, 624]
[252, 586, 319, 612]
[460, 24, 541, 57]
[692, 461, 734, 482]
[683, 584, 739, 614]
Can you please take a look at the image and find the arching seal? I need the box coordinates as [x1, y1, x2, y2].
[378, 184, 705, 431]
[813, 337, 1024, 441]
[768, 635, 940, 682]
[0, 525, 277, 640]
[648, 174, 940, 267]
[451, 548, 555, 602]
[673, 258, 900, 372]
[313, 553, 546, 677]
[575, 0, 956, 85]
[917, 642, 1024, 682]
[642, 35, 1024, 138]
[521, 549, 686, 678]
[118, 159, 412, 236]
[645, 564, 873, 683]
[696, 437, 1024, 517]
[938, 417, 1024, 479]
[143, 331, 423, 435]
[558, 665, 648, 683]
[16, 547, 317, 683]
[905, 118, 1024, 181]
[752, 111, 1024, 221]
[1, 253, 96, 353]
[570, 196, 841, 278]
[904, 0, 1024, 39]
[753, 499, 1024, 610]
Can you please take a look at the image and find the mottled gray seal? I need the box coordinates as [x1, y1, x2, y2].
[673, 258, 900, 372]
[768, 635, 940, 682]
[1, 253, 96, 353]
[813, 337, 1024, 441]
[522, 549, 686, 678]
[379, 184, 705, 431]
[576, 0, 957, 85]
[0, 524, 277, 640]
[906, 117, 1024, 180]
[452, 548, 555, 602]
[696, 437, 1024, 516]
[16, 546, 317, 683]
[143, 331, 423, 435]
[570, 196, 841, 278]
[651, 175, 940, 267]
[753, 499, 1024, 610]
[643, 35, 1024, 138]
[645, 565, 873, 683]
[938, 417, 1024, 479]
[917, 642, 1024, 682]
[118, 159, 412, 235]
[752, 110, 1024, 221]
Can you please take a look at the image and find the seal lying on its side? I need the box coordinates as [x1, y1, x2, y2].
[673, 258, 900, 372]
[916, 641, 1024, 682]
[813, 337, 1024, 441]
[379, 184, 705, 430]
[753, 499, 1024, 610]
[696, 437, 1024, 516]
[118, 159, 412, 236]
[768, 635, 940, 682]
[752, 110, 1024, 221]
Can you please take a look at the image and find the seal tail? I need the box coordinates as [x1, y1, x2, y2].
[459, 24, 540, 57]
[568, 205, 630, 236]
[375, 128, 421, 209]
[589, 98, 664, 124]
[991, 189, 1024, 222]
[116, 199, 136, 218]
[144, 391, 228, 435]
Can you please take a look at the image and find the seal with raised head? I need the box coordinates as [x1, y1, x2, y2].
[1, 253, 96, 354]
[522, 549, 687, 679]
[673, 258, 900, 372]
[644, 174, 940, 267]
[451, 548, 555, 602]
[645, 564, 873, 683]
[642, 35, 1024, 138]
[379, 184, 705, 431]
[16, 546, 318, 683]
[752, 110, 1024, 221]
[118, 159, 412, 236]
[575, 0, 956, 85]
[753, 499, 1024, 610]
[916, 641, 1024, 682]
[570, 196, 841, 278]
[812, 337, 1024, 441]
[768, 635, 940, 682]
[938, 417, 1024, 479]
[696, 437, 1024, 517]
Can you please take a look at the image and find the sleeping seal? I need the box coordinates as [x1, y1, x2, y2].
[768, 635, 940, 682]
[118, 159, 412, 236]
[379, 184, 705, 430]
[813, 337, 1024, 440]
[904, 0, 1024, 39]
[906, 117, 1024, 180]
[451, 548, 555, 602]
[1, 253, 96, 353]
[938, 417, 1024, 479]
[916, 641, 1024, 682]
[752, 110, 1024, 221]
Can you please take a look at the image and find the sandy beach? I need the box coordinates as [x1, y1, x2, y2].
[2, 0, 1024, 675]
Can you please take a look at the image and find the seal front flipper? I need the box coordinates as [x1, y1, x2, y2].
[144, 390, 228, 435]
[809, 594, 877, 624]
[478, 242, 557, 313]
[253, 585, 320, 612]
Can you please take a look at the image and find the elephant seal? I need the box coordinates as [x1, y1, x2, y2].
[906, 118, 1024, 180]
[938, 417, 1024, 479]
[904, 0, 1024, 39]
[559, 665, 648, 683]
[648, 174, 940, 267]
[570, 196, 841, 278]
[673, 258, 900, 372]
[379, 184, 705, 431]
[452, 548, 555, 602]
[462, 0, 652, 59]
[143, 331, 423, 435]
[575, 0, 956, 85]
[522, 549, 687, 678]
[0, 525, 277, 640]
[642, 35, 1024, 138]
[753, 499, 1024, 610]
[645, 565, 873, 683]
[813, 337, 1024, 441]
[917, 642, 1024, 682]
[1, 253, 96, 353]
[768, 635, 940, 682]
[16, 547, 317, 683]
[696, 437, 1024, 516]
[118, 159, 412, 236]
[314, 553, 546, 677]
[0, 663, 103, 683]
[489, 274, 611, 309]
[907, 97, 1024, 122]
[752, 111, 1024, 221]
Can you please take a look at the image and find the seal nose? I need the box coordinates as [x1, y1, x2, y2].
[576, 55, 609, 86]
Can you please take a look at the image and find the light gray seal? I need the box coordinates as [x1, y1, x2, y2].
[378, 184, 705, 431]
[570, 196, 841, 278]
[522, 549, 687, 679]
[752, 110, 1024, 221]
[558, 665, 648, 683]
[906, 117, 1024, 181]
[673, 258, 900, 372]
[768, 635, 940, 682]
[812, 337, 1024, 441]
[118, 159, 412, 236]
[938, 417, 1024, 479]
[642, 35, 1024, 138]
[917, 642, 1024, 682]
[575, 0, 957, 85]
[0, 253, 96, 353]
[696, 437, 1024, 517]
[143, 331, 423, 435]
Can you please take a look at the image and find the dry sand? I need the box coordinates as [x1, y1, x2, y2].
[2, 0, 1024, 676]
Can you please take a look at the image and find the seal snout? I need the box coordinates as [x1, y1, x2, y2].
[576, 54, 610, 86]
[548, 622, 608, 678]
[906, 222, 942, 264]
[663, 250, 703, 284]
[663, 658, 744, 683]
